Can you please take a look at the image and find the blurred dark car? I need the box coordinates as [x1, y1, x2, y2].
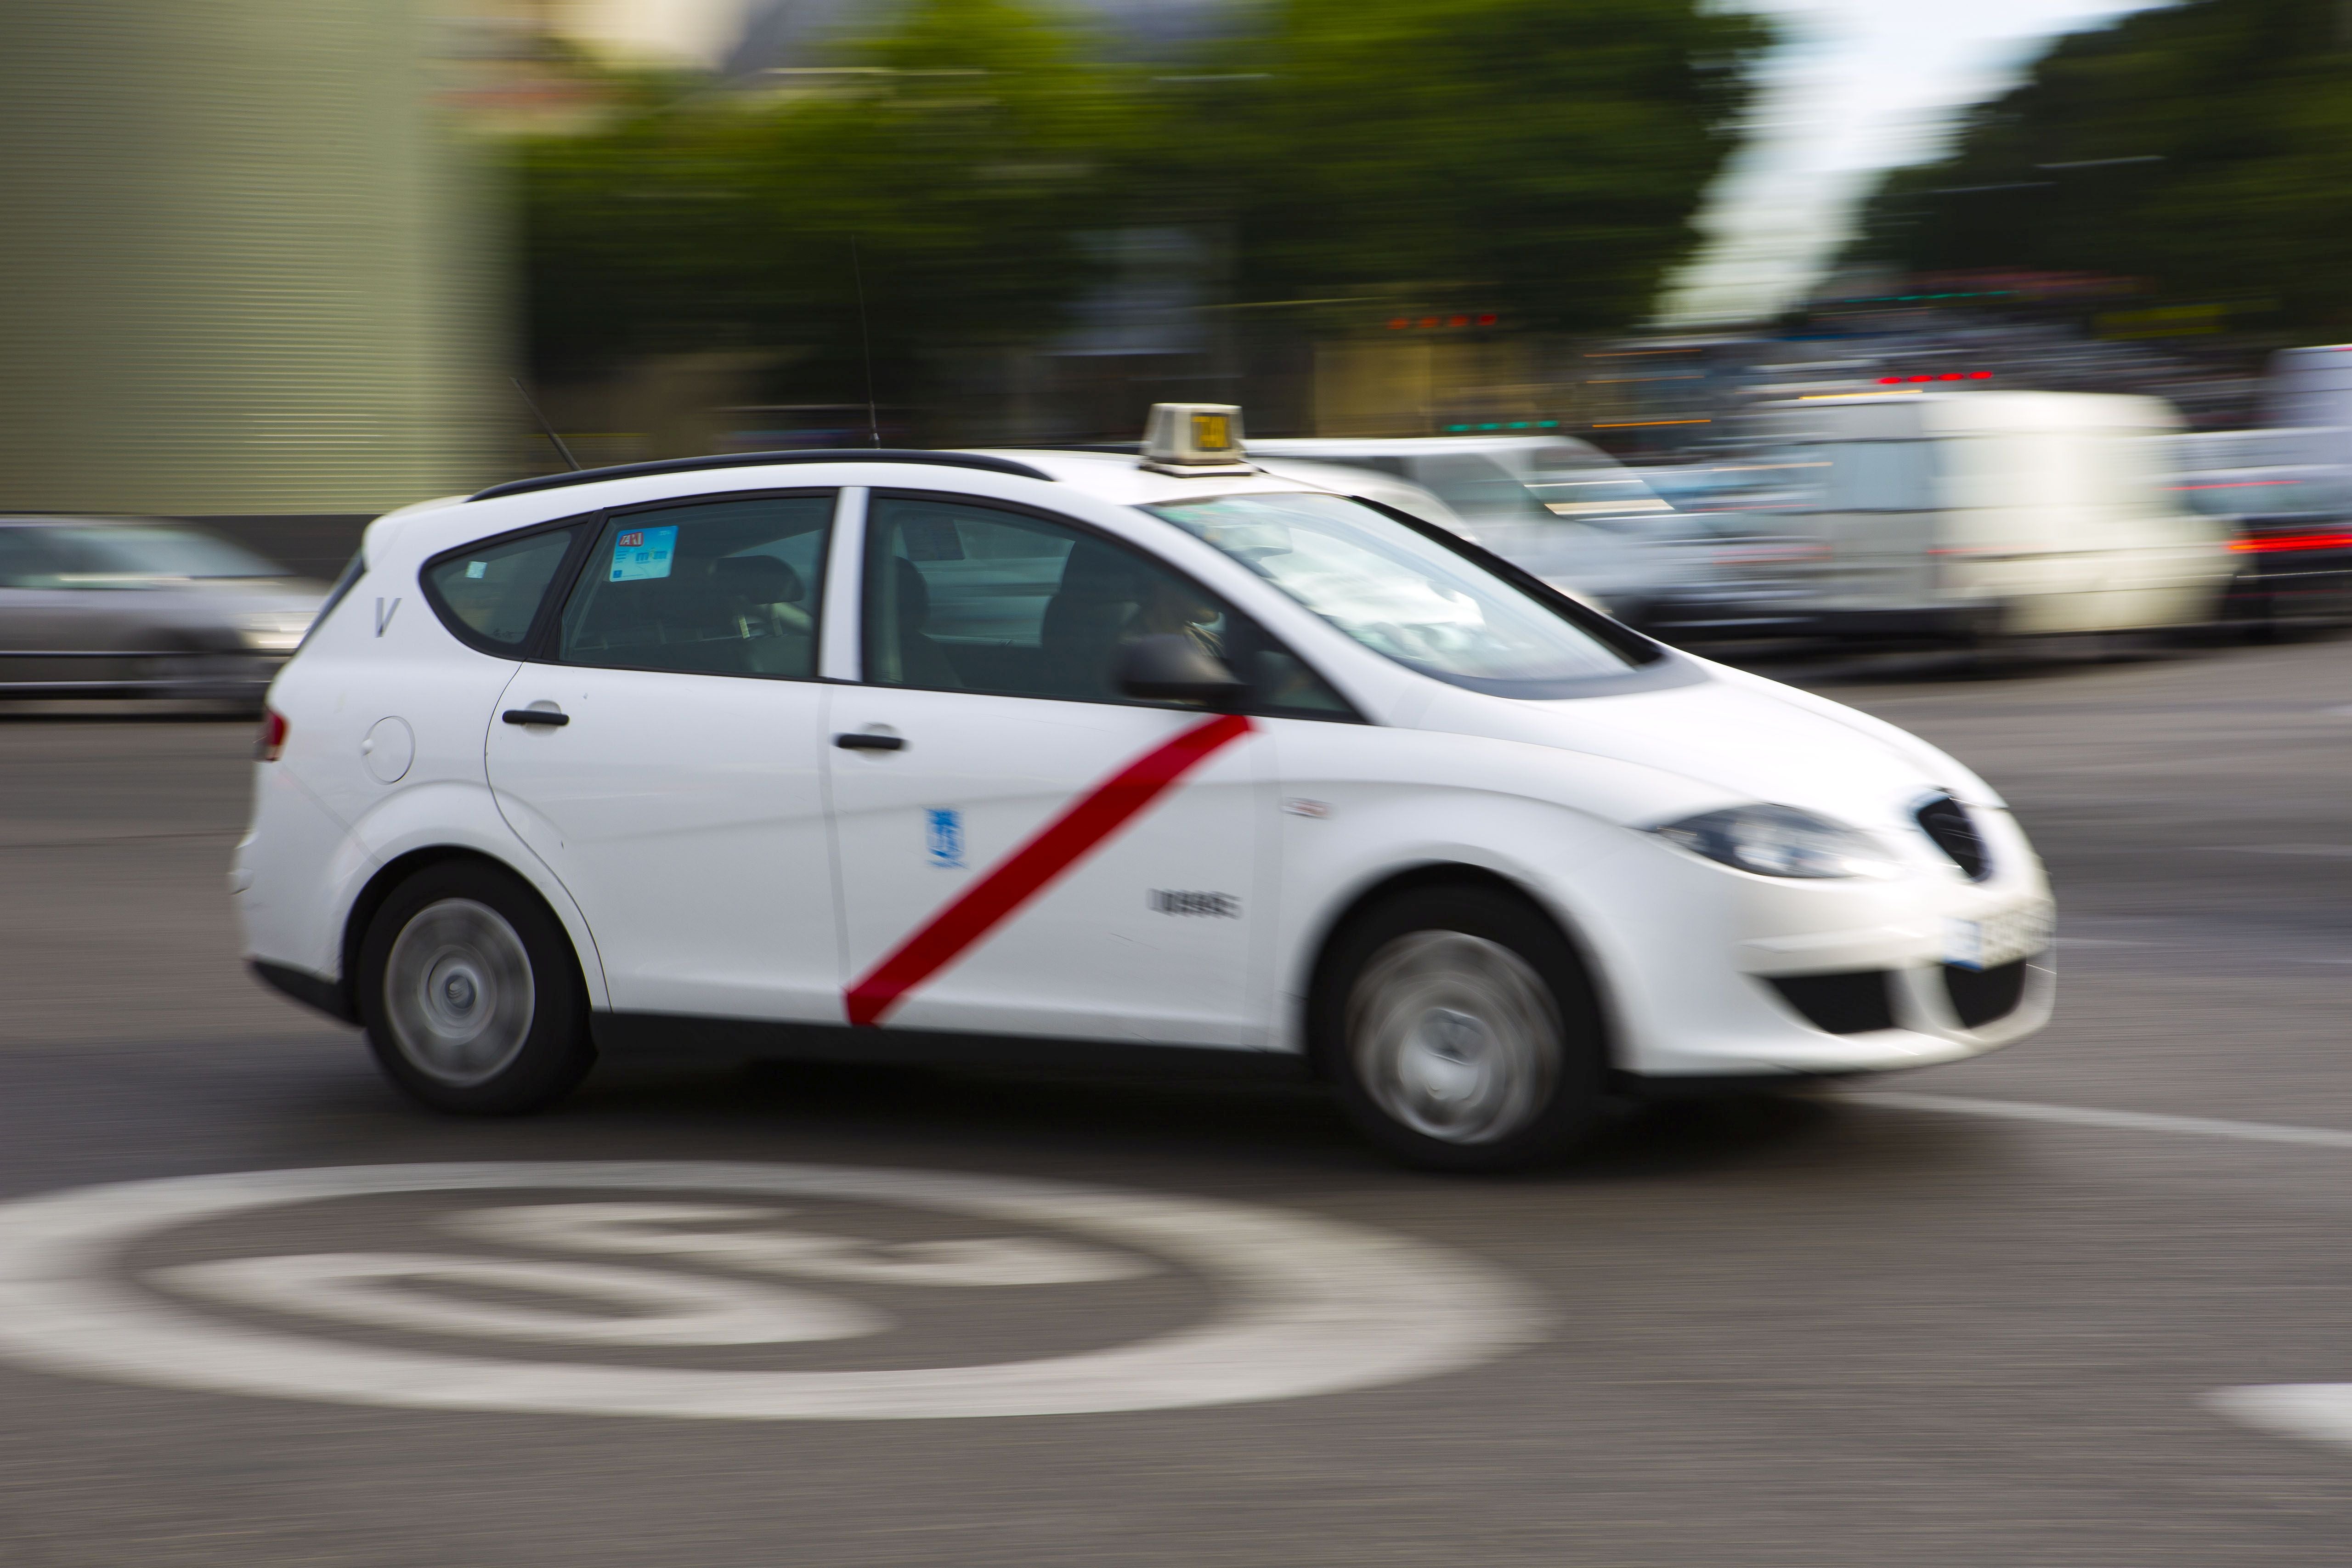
[0, 518, 323, 704]
[2221, 514, 2352, 632]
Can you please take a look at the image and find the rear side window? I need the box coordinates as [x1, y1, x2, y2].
[423, 528, 578, 653]
[556, 495, 831, 679]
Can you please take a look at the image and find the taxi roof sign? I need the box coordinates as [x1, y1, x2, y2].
[1141, 403, 1253, 475]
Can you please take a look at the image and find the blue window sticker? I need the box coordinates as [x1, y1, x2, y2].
[609, 524, 678, 582]
[464, 560, 487, 579]
[926, 808, 964, 868]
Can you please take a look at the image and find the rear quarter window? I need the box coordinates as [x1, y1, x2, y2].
[422, 526, 580, 654]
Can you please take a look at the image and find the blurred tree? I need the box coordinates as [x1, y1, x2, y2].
[516, 0, 1136, 402]
[515, 0, 1764, 422]
[1161, 0, 1766, 330]
[1847, 0, 2352, 332]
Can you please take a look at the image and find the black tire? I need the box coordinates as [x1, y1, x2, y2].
[1312, 884, 1606, 1172]
[356, 859, 595, 1115]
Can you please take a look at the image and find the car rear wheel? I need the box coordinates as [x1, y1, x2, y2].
[357, 861, 594, 1115]
[1316, 885, 1606, 1172]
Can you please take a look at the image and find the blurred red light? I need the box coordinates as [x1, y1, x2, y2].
[256, 707, 289, 763]
[2232, 530, 2352, 553]
[1970, 371, 1992, 379]
[1386, 318, 1408, 330]
[1448, 315, 1469, 328]
[1419, 317, 1438, 329]
[1939, 372, 1962, 380]
[1476, 314, 1497, 326]
[1909, 375, 1931, 383]
[1878, 377, 1901, 385]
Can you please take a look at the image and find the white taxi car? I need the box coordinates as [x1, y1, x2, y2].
[237, 405, 2052, 1169]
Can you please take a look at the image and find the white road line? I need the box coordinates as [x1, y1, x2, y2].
[1845, 1090, 2352, 1151]
[2218, 843, 2352, 858]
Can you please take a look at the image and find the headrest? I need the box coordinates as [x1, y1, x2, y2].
[712, 553, 803, 603]
[1057, 539, 1151, 598]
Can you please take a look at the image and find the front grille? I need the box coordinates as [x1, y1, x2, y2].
[1765, 970, 1896, 1035]
[1943, 958, 2028, 1029]
[1915, 794, 1990, 881]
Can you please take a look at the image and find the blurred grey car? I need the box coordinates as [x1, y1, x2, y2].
[0, 518, 323, 703]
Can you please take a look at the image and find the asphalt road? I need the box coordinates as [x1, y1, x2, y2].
[4, 637, 2352, 1566]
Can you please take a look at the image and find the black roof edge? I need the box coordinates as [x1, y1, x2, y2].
[469, 448, 1055, 503]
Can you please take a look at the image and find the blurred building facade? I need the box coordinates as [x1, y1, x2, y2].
[0, 0, 504, 516]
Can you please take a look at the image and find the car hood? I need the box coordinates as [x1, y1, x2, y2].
[1412, 657, 2003, 835]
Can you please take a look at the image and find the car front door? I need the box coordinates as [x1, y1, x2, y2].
[826, 492, 1272, 1047]
[485, 492, 842, 1023]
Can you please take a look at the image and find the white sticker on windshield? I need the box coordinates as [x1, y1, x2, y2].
[609, 525, 678, 582]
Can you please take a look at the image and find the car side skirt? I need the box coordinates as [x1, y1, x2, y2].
[589, 1012, 1315, 1082]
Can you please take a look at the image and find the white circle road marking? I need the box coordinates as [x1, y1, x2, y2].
[159, 1253, 887, 1347]
[0, 1162, 1543, 1421]
[1849, 1089, 2352, 1451]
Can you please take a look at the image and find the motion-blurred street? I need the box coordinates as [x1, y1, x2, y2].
[5, 637, 2352, 1565]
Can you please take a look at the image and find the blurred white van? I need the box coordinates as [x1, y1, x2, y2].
[1246, 435, 1703, 624]
[1654, 391, 2231, 645]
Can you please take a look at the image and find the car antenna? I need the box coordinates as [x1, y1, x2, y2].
[510, 376, 582, 472]
[850, 234, 882, 448]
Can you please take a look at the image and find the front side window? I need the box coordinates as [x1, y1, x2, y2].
[865, 494, 1351, 716]
[558, 495, 831, 678]
[1146, 491, 1641, 696]
[423, 527, 579, 653]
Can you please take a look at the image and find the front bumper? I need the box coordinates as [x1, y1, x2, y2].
[1557, 805, 2053, 1082]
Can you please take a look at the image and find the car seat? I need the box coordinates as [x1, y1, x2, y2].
[1039, 540, 1148, 697]
[888, 555, 961, 688]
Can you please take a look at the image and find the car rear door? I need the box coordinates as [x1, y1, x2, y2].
[484, 492, 842, 1023]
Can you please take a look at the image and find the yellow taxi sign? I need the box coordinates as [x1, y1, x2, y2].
[1142, 403, 1250, 473]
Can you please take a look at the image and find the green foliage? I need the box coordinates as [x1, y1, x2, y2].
[1849, 0, 2352, 332]
[515, 0, 1766, 396]
[1186, 0, 1766, 330]
[518, 0, 1136, 387]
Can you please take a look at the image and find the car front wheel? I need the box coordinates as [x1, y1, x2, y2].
[357, 860, 594, 1115]
[1317, 885, 1606, 1172]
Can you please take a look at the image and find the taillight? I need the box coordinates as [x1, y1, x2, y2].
[257, 707, 289, 762]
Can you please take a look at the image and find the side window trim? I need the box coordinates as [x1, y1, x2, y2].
[862, 487, 1364, 722]
[421, 512, 599, 659]
[537, 486, 837, 682]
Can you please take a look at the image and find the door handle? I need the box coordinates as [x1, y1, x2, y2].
[502, 708, 570, 728]
[834, 732, 904, 752]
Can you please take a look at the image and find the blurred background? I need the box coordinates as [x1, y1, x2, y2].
[6, 0, 2351, 625]
[12, 8, 2352, 1560]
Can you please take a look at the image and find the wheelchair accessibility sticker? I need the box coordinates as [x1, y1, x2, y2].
[926, 808, 964, 869]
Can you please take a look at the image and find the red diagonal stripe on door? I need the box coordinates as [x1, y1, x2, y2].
[845, 712, 1255, 1027]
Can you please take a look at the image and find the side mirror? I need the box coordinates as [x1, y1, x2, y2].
[1117, 634, 1246, 705]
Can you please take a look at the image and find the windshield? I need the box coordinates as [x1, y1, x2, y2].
[1144, 491, 1643, 694]
[51, 526, 281, 580]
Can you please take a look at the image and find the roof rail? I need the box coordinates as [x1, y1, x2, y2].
[469, 448, 1054, 502]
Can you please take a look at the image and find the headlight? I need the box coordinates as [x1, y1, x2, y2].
[1651, 804, 1899, 880]
[233, 609, 315, 653]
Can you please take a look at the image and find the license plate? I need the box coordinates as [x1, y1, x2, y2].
[1945, 903, 2052, 971]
